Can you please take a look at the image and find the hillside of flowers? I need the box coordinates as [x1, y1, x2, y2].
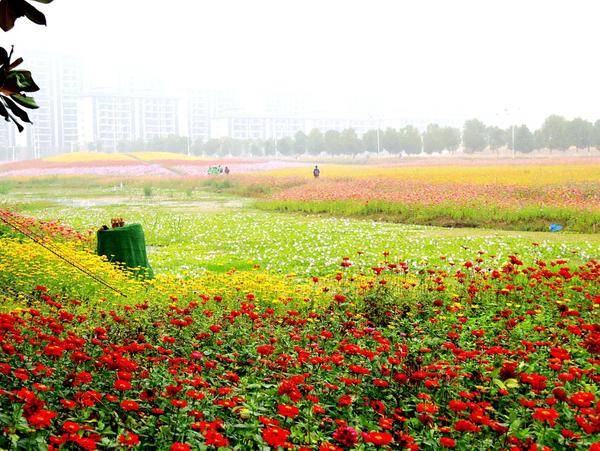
[1, 208, 599, 450]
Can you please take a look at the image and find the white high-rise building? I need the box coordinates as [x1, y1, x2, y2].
[78, 89, 180, 152]
[0, 122, 17, 160]
[24, 53, 83, 156]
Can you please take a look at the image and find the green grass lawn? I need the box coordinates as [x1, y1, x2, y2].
[3, 186, 598, 277]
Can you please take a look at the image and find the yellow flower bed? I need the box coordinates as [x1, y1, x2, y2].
[265, 163, 600, 186]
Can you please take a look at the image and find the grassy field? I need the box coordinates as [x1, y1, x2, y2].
[3, 185, 599, 278]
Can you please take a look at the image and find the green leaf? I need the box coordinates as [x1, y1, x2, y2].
[11, 93, 38, 109]
[493, 379, 506, 391]
[5, 70, 39, 92]
[0, 100, 24, 132]
[3, 95, 32, 122]
[22, 1, 46, 26]
[0, 0, 18, 31]
[0, 0, 52, 31]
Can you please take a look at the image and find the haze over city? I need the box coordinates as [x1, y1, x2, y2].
[7, 0, 600, 128]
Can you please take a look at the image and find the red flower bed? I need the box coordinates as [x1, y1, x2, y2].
[0, 257, 599, 449]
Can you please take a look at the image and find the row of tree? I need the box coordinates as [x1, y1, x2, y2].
[108, 115, 600, 157]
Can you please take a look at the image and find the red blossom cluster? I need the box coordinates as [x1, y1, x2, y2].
[0, 256, 598, 449]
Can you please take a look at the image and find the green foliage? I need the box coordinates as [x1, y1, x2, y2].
[323, 129, 341, 155]
[463, 119, 487, 153]
[0, 0, 52, 133]
[399, 125, 422, 154]
[359, 284, 404, 327]
[514, 124, 534, 153]
[8, 185, 598, 278]
[362, 129, 380, 153]
[143, 185, 153, 197]
[0, 179, 13, 194]
[486, 126, 508, 152]
[0, 0, 53, 32]
[293, 130, 307, 154]
[540, 115, 569, 151]
[0, 47, 40, 132]
[256, 199, 600, 233]
[307, 128, 324, 155]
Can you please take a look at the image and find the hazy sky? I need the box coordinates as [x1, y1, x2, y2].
[6, 0, 600, 127]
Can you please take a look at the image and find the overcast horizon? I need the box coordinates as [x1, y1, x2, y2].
[5, 0, 600, 129]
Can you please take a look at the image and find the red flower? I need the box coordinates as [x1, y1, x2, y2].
[120, 400, 140, 411]
[338, 395, 353, 406]
[171, 399, 188, 409]
[27, 409, 57, 429]
[62, 421, 80, 433]
[204, 430, 230, 448]
[257, 345, 275, 356]
[570, 392, 595, 408]
[114, 380, 132, 391]
[440, 437, 456, 448]
[333, 425, 358, 447]
[119, 432, 140, 447]
[278, 404, 299, 418]
[263, 427, 290, 447]
[416, 403, 438, 414]
[454, 419, 481, 433]
[362, 431, 393, 446]
[532, 408, 559, 427]
[170, 443, 191, 451]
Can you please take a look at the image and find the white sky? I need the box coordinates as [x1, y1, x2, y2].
[5, 0, 600, 128]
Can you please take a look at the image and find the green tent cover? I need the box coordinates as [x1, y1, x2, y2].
[96, 223, 153, 279]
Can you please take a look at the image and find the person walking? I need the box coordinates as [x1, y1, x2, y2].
[313, 165, 320, 178]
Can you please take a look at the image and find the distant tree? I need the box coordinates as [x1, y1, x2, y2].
[533, 129, 545, 151]
[462, 119, 487, 153]
[250, 140, 263, 157]
[294, 130, 307, 155]
[276, 137, 293, 156]
[540, 115, 568, 151]
[486, 126, 508, 156]
[362, 129, 380, 153]
[422, 123, 442, 154]
[514, 125, 534, 153]
[190, 138, 204, 155]
[323, 130, 341, 155]
[399, 125, 422, 155]
[340, 128, 361, 156]
[440, 126, 461, 154]
[204, 139, 220, 155]
[307, 128, 324, 155]
[229, 138, 244, 157]
[264, 139, 276, 156]
[565, 117, 593, 151]
[382, 128, 401, 155]
[592, 120, 600, 150]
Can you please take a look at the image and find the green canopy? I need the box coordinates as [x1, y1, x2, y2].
[96, 223, 153, 279]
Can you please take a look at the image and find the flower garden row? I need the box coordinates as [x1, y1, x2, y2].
[1, 235, 599, 449]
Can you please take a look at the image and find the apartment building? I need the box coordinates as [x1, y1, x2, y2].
[77, 90, 180, 152]
[0, 122, 17, 160]
[134, 95, 179, 141]
[24, 53, 83, 156]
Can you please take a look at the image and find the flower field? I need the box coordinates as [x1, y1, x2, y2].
[1, 184, 600, 449]
[247, 160, 600, 233]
